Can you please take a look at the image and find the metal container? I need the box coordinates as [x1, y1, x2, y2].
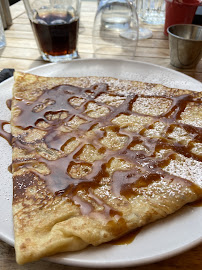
[167, 24, 202, 69]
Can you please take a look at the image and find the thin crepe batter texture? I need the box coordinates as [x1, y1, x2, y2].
[11, 71, 202, 264]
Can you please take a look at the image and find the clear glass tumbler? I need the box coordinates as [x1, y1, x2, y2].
[23, 0, 81, 62]
[138, 0, 165, 25]
[0, 14, 6, 49]
[93, 0, 139, 59]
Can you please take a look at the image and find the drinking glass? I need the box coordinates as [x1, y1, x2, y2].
[137, 0, 165, 25]
[92, 0, 139, 59]
[23, 0, 81, 62]
[135, 0, 153, 39]
[0, 14, 6, 49]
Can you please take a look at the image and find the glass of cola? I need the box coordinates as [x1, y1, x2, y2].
[23, 0, 81, 62]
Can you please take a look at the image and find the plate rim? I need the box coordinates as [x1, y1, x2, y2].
[0, 58, 201, 268]
[46, 235, 202, 268]
[27, 58, 202, 86]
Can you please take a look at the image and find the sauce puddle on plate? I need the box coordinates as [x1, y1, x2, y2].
[108, 227, 142, 245]
[189, 199, 202, 207]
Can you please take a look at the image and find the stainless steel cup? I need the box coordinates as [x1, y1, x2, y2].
[167, 24, 202, 69]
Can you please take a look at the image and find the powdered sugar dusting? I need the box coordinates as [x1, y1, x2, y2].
[164, 154, 202, 188]
[180, 103, 202, 128]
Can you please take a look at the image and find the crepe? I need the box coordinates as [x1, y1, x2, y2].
[11, 71, 202, 264]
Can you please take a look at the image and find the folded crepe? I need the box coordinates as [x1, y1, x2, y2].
[11, 71, 202, 264]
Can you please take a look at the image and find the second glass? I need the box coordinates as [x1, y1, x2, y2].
[137, 0, 165, 25]
[23, 0, 81, 62]
[93, 0, 139, 59]
[0, 14, 6, 49]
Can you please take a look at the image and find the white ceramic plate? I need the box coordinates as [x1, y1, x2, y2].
[0, 59, 202, 268]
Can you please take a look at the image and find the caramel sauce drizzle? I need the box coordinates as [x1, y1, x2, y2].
[108, 227, 142, 245]
[0, 99, 12, 145]
[189, 199, 202, 207]
[10, 82, 202, 221]
[0, 120, 12, 145]
[6, 98, 12, 110]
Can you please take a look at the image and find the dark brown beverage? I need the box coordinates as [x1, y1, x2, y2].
[30, 11, 79, 57]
